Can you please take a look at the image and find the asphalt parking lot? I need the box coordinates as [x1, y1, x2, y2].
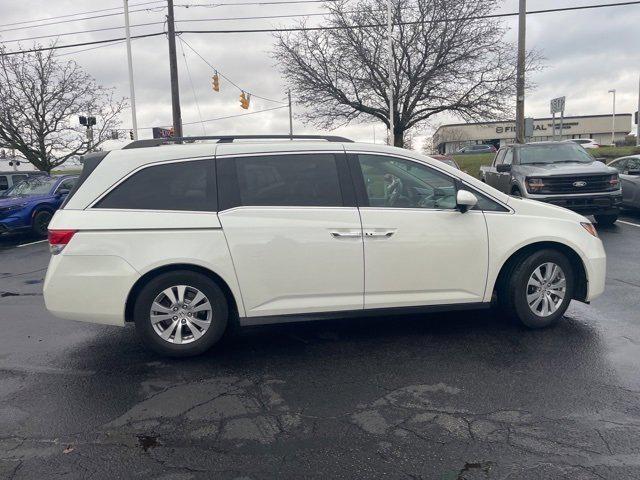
[1, 213, 640, 480]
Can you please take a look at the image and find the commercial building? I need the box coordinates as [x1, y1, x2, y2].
[433, 114, 632, 154]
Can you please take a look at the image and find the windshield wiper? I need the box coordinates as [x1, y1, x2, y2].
[523, 162, 550, 165]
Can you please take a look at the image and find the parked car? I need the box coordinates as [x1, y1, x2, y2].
[430, 155, 461, 170]
[44, 135, 606, 357]
[608, 155, 640, 209]
[456, 144, 497, 155]
[0, 171, 47, 196]
[571, 139, 600, 149]
[479, 141, 622, 226]
[0, 175, 78, 236]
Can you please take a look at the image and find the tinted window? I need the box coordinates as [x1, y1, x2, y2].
[233, 154, 342, 207]
[0, 176, 7, 190]
[95, 160, 215, 211]
[357, 155, 457, 209]
[12, 174, 27, 183]
[56, 178, 77, 192]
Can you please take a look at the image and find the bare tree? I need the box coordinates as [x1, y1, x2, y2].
[0, 45, 126, 172]
[274, 0, 539, 147]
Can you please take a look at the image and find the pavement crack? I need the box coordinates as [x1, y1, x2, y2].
[595, 429, 614, 455]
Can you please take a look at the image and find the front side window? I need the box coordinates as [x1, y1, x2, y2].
[95, 159, 215, 211]
[503, 149, 514, 165]
[233, 154, 343, 207]
[357, 155, 457, 209]
[56, 178, 77, 192]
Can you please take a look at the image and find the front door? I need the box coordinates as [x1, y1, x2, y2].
[217, 152, 364, 318]
[350, 153, 489, 309]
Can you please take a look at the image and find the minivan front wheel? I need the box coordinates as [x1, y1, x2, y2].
[500, 249, 574, 329]
[133, 271, 228, 357]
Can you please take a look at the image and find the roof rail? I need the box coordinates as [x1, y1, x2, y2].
[122, 134, 353, 150]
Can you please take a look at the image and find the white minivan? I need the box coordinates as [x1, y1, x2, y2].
[43, 136, 606, 357]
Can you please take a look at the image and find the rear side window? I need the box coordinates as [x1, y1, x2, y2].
[95, 159, 216, 211]
[0, 176, 8, 191]
[231, 154, 343, 207]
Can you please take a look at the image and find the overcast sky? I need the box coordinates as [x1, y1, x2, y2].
[1, 0, 639, 151]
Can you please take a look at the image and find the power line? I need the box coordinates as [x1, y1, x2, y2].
[179, 37, 207, 135]
[2, 0, 639, 57]
[0, 0, 335, 34]
[178, 36, 286, 104]
[0, 1, 164, 29]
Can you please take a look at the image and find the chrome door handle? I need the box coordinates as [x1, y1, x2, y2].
[329, 230, 362, 239]
[364, 229, 396, 238]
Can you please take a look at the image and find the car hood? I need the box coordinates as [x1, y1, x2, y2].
[0, 195, 46, 208]
[516, 161, 616, 177]
[507, 195, 590, 223]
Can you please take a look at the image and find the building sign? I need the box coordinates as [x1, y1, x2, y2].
[550, 96, 566, 114]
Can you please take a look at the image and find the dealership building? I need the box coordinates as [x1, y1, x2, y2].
[433, 114, 633, 154]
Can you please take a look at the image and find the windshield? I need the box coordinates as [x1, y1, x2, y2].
[4, 177, 56, 197]
[519, 143, 594, 165]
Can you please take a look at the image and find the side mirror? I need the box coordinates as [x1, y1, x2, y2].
[496, 163, 512, 173]
[57, 189, 70, 197]
[626, 169, 640, 176]
[457, 189, 478, 213]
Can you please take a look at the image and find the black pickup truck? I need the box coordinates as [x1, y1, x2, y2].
[480, 141, 622, 225]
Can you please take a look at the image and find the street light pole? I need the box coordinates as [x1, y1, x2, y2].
[387, 0, 394, 146]
[123, 0, 138, 140]
[608, 89, 616, 146]
[287, 90, 293, 139]
[515, 0, 526, 144]
[167, 0, 183, 140]
[637, 75, 640, 147]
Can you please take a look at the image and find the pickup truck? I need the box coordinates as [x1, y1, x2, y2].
[479, 141, 622, 225]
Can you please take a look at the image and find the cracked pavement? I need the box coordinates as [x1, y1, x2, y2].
[1, 214, 640, 479]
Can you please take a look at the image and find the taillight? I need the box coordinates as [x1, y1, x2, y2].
[48, 229, 77, 255]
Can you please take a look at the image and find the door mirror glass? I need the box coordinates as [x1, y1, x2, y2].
[496, 163, 512, 173]
[456, 190, 478, 213]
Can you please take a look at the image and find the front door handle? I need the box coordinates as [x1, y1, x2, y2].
[329, 230, 362, 239]
[364, 229, 396, 238]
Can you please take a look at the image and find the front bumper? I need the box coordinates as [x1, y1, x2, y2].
[526, 192, 622, 215]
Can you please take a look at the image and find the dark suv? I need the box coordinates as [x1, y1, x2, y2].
[480, 141, 622, 225]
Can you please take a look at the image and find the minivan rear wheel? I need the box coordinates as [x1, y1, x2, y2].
[133, 271, 228, 357]
[500, 249, 574, 329]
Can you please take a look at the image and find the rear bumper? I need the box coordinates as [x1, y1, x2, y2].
[528, 193, 622, 216]
[43, 254, 139, 326]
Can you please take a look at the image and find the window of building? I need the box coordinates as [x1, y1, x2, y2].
[95, 159, 215, 211]
[233, 154, 343, 207]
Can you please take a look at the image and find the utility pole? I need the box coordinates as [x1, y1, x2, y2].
[515, 0, 526, 144]
[637, 75, 639, 147]
[387, 0, 394, 146]
[287, 90, 293, 138]
[123, 0, 138, 140]
[167, 0, 183, 139]
[609, 88, 616, 146]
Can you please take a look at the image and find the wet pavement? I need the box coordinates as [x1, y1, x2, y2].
[1, 213, 640, 479]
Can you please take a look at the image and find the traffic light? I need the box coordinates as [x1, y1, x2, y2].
[129, 130, 134, 140]
[212, 73, 219, 92]
[239, 92, 251, 109]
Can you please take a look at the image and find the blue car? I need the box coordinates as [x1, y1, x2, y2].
[0, 175, 78, 237]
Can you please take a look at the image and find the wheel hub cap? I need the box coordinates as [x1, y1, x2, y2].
[526, 262, 566, 317]
[150, 285, 213, 344]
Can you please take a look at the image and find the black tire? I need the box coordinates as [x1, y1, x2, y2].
[32, 210, 53, 237]
[499, 249, 574, 329]
[133, 270, 228, 357]
[594, 213, 618, 226]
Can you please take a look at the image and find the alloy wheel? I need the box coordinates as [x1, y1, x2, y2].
[526, 262, 566, 317]
[149, 285, 213, 344]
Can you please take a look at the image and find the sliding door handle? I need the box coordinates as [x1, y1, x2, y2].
[364, 229, 396, 238]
